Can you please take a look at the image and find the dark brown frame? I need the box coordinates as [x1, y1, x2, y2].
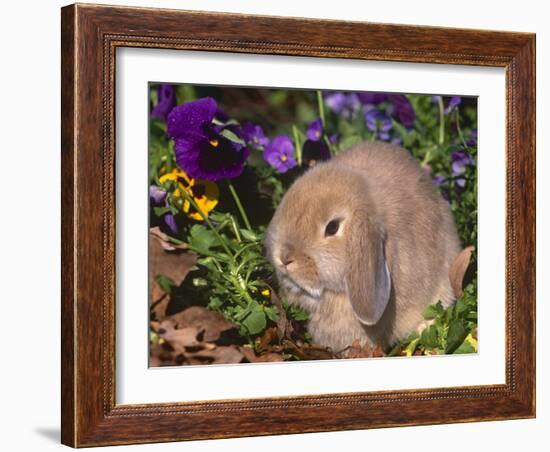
[61, 3, 536, 447]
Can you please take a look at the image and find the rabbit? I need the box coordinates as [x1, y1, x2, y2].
[265, 141, 461, 353]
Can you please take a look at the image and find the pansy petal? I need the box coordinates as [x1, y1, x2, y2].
[173, 134, 206, 178]
[149, 185, 167, 204]
[151, 84, 177, 122]
[387, 94, 415, 128]
[358, 92, 387, 105]
[444, 96, 462, 115]
[167, 97, 217, 140]
[306, 118, 324, 141]
[163, 213, 178, 234]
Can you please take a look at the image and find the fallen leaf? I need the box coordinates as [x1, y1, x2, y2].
[257, 327, 279, 352]
[240, 347, 285, 363]
[186, 345, 244, 365]
[168, 306, 237, 342]
[149, 229, 197, 319]
[157, 318, 201, 352]
[342, 340, 385, 359]
[150, 226, 189, 251]
[279, 340, 336, 360]
[449, 246, 475, 298]
[267, 285, 293, 340]
[150, 288, 170, 321]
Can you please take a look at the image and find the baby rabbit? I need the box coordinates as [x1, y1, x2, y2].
[265, 141, 461, 353]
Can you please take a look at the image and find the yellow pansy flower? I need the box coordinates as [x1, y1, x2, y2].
[159, 168, 219, 221]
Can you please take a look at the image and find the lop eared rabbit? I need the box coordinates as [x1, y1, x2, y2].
[265, 142, 461, 352]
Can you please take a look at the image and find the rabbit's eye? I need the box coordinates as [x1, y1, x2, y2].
[324, 219, 340, 237]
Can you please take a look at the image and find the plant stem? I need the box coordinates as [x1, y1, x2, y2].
[227, 181, 252, 230]
[316, 90, 326, 128]
[292, 125, 302, 166]
[229, 214, 242, 242]
[316, 90, 336, 156]
[455, 111, 468, 149]
[437, 96, 445, 145]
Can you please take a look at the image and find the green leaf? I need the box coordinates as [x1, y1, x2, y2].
[445, 319, 468, 353]
[153, 206, 172, 217]
[289, 306, 309, 321]
[208, 296, 223, 310]
[453, 338, 476, 354]
[264, 306, 279, 323]
[242, 307, 267, 334]
[404, 337, 420, 356]
[219, 129, 246, 145]
[155, 274, 176, 294]
[240, 228, 259, 242]
[209, 211, 228, 222]
[454, 297, 470, 317]
[420, 324, 439, 349]
[422, 302, 444, 320]
[188, 224, 221, 254]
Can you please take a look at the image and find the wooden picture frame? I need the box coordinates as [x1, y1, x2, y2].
[61, 3, 536, 447]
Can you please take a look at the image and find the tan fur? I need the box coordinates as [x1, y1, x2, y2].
[265, 142, 461, 352]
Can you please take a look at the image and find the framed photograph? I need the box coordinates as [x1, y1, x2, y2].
[61, 3, 536, 447]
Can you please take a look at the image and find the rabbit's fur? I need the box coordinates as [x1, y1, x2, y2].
[265, 142, 461, 352]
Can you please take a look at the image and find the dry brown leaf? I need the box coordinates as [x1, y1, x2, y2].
[150, 286, 170, 321]
[241, 347, 285, 363]
[268, 286, 293, 340]
[149, 229, 196, 316]
[168, 306, 237, 342]
[343, 340, 385, 359]
[150, 226, 189, 251]
[157, 319, 201, 352]
[149, 343, 178, 366]
[449, 245, 475, 298]
[149, 228, 196, 286]
[280, 340, 336, 360]
[257, 327, 279, 352]
[186, 345, 244, 365]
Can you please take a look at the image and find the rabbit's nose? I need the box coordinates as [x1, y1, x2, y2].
[281, 255, 295, 267]
[280, 246, 295, 267]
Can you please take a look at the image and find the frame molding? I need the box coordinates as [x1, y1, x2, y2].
[61, 3, 535, 447]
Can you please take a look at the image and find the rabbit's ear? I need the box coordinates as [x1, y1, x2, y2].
[345, 216, 391, 325]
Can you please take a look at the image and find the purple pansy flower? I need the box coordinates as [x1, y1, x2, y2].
[387, 94, 416, 128]
[365, 108, 393, 141]
[358, 92, 416, 129]
[391, 136, 403, 145]
[149, 185, 167, 204]
[329, 133, 340, 144]
[163, 210, 178, 234]
[242, 123, 269, 147]
[466, 128, 478, 147]
[149, 185, 178, 234]
[451, 151, 475, 176]
[302, 140, 330, 168]
[306, 118, 324, 141]
[263, 135, 297, 173]
[167, 97, 249, 181]
[451, 151, 474, 190]
[302, 118, 330, 167]
[324, 92, 360, 119]
[432, 175, 446, 187]
[357, 92, 388, 105]
[151, 85, 177, 122]
[444, 96, 462, 115]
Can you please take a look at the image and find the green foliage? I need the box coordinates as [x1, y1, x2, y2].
[390, 284, 478, 356]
